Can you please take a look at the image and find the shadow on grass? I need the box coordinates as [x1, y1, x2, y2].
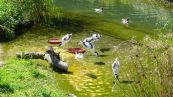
[98, 54, 109, 57]
[100, 48, 111, 53]
[0, 84, 14, 93]
[94, 62, 105, 65]
[53, 68, 73, 74]
[32, 71, 46, 78]
[42, 92, 52, 97]
[120, 80, 134, 84]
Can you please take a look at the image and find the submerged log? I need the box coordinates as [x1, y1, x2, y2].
[16, 46, 68, 71]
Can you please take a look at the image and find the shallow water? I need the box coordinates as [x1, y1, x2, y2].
[4, 26, 135, 97]
[55, 0, 173, 32]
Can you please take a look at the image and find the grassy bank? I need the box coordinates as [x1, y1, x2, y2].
[0, 58, 67, 97]
[1, 26, 81, 97]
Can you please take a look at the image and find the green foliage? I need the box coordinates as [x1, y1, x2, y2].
[114, 33, 173, 97]
[0, 0, 59, 39]
[0, 84, 14, 93]
[0, 57, 66, 97]
[32, 70, 46, 78]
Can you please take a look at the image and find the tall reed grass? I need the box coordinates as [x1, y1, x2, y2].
[114, 33, 173, 97]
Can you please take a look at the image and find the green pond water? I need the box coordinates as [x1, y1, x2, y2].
[55, 0, 173, 32]
[3, 0, 173, 97]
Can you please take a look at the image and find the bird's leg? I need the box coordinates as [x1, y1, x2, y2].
[94, 52, 99, 57]
[91, 48, 99, 57]
[115, 74, 120, 81]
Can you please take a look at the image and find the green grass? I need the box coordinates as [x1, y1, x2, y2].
[0, 57, 71, 97]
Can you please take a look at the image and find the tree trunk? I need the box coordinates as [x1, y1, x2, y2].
[16, 46, 68, 71]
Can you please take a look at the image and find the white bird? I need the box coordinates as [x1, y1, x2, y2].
[121, 18, 129, 25]
[66, 93, 77, 97]
[83, 33, 101, 43]
[60, 33, 72, 46]
[90, 33, 102, 41]
[78, 41, 98, 56]
[75, 52, 84, 59]
[94, 8, 103, 13]
[83, 37, 94, 43]
[112, 57, 120, 81]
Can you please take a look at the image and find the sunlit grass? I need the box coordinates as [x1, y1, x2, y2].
[0, 57, 68, 97]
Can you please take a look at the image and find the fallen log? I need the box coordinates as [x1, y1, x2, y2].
[16, 46, 68, 71]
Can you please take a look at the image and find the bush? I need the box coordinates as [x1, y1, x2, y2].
[0, 0, 56, 40]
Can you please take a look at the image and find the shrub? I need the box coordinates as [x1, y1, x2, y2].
[0, 0, 56, 40]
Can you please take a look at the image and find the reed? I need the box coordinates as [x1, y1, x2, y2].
[114, 33, 173, 97]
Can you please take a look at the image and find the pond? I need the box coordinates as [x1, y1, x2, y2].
[55, 0, 173, 33]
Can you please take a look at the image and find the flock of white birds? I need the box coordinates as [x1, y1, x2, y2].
[59, 32, 120, 81]
[94, 7, 129, 26]
[58, 7, 124, 81]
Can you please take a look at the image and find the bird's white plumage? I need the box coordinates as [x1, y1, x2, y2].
[94, 8, 103, 13]
[83, 33, 101, 43]
[83, 37, 94, 43]
[112, 58, 120, 75]
[121, 18, 129, 25]
[78, 41, 94, 49]
[91, 33, 101, 41]
[60, 33, 72, 46]
[78, 41, 98, 56]
[75, 52, 84, 59]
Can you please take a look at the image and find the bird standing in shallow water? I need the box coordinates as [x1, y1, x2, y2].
[60, 33, 72, 46]
[83, 33, 102, 43]
[94, 8, 103, 13]
[83, 37, 94, 43]
[121, 18, 129, 25]
[75, 52, 84, 59]
[112, 57, 120, 81]
[91, 33, 102, 41]
[78, 41, 99, 56]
